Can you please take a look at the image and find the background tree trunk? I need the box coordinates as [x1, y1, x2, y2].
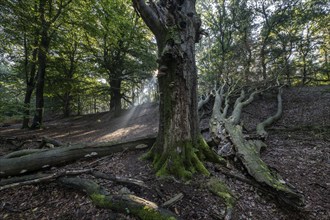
[31, 32, 49, 129]
[22, 34, 39, 129]
[110, 78, 122, 116]
[31, 0, 50, 129]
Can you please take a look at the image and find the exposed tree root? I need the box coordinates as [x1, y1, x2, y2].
[1, 168, 179, 219]
[58, 177, 180, 220]
[146, 140, 211, 180]
[207, 177, 236, 220]
[144, 136, 224, 180]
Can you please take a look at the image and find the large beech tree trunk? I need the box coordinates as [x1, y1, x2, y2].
[133, 0, 219, 179]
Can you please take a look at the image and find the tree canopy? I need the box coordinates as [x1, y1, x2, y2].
[0, 0, 328, 124]
[0, 0, 157, 125]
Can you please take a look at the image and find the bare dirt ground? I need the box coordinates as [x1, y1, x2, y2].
[0, 86, 329, 220]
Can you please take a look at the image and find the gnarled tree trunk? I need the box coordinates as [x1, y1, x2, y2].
[133, 0, 220, 179]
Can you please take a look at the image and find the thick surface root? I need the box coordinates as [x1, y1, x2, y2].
[145, 136, 223, 180]
[207, 177, 235, 220]
[59, 177, 179, 220]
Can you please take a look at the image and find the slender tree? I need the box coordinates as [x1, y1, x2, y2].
[31, 0, 73, 129]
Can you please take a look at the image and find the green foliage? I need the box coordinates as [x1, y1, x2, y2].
[0, 64, 24, 122]
[0, 0, 157, 120]
[1, 0, 328, 121]
[197, 0, 330, 91]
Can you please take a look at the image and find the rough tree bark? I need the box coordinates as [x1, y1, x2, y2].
[132, 0, 220, 179]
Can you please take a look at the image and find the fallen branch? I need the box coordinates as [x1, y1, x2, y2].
[0, 169, 92, 191]
[0, 169, 148, 192]
[161, 193, 184, 208]
[91, 171, 148, 189]
[209, 85, 305, 209]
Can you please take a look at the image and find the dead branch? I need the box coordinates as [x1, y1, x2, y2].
[230, 90, 259, 125]
[0, 169, 148, 192]
[91, 171, 148, 189]
[161, 193, 184, 208]
[0, 169, 92, 191]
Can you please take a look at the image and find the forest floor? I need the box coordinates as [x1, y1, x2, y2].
[0, 86, 329, 220]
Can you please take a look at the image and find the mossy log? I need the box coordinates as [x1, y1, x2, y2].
[0, 135, 156, 178]
[58, 177, 180, 220]
[209, 86, 305, 209]
[224, 123, 304, 208]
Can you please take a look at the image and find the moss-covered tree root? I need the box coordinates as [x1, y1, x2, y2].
[59, 177, 180, 220]
[144, 136, 224, 180]
[207, 177, 236, 220]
